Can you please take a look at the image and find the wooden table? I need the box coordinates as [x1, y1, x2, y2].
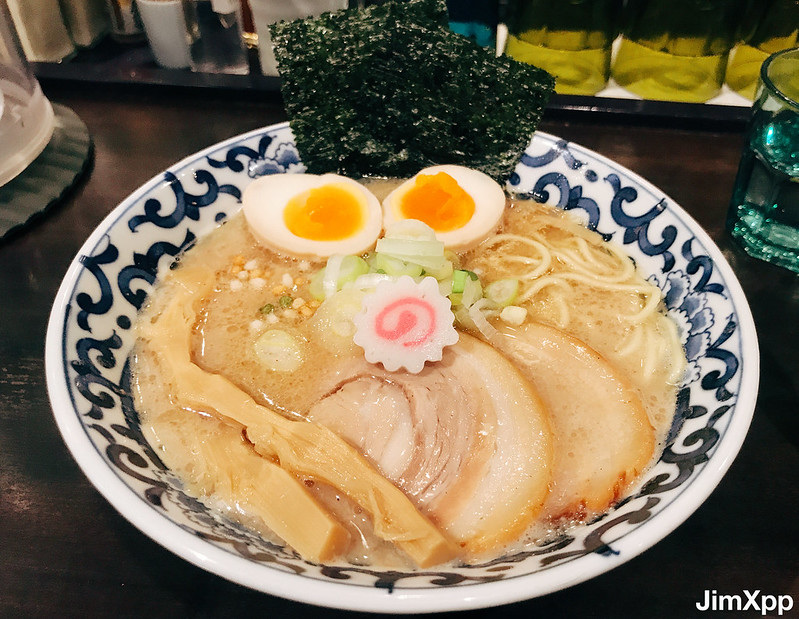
[1, 82, 797, 618]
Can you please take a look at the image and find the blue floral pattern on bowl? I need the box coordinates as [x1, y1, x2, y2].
[46, 123, 758, 612]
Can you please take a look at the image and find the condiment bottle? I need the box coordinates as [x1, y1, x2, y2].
[183, 0, 249, 74]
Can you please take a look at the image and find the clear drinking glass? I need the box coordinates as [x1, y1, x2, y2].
[727, 47, 799, 273]
[247, 0, 346, 77]
[105, 0, 145, 41]
[183, 0, 248, 74]
[59, 0, 111, 48]
[0, 0, 55, 186]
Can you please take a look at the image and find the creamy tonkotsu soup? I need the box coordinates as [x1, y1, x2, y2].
[132, 171, 686, 569]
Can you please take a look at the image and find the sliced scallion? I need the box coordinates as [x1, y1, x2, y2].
[485, 278, 520, 308]
[461, 276, 483, 307]
[375, 253, 424, 278]
[375, 237, 445, 258]
[311, 254, 370, 300]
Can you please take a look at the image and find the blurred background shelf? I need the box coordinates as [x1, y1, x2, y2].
[32, 36, 751, 130]
[32, 37, 280, 95]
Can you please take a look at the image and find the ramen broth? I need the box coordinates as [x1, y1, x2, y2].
[132, 186, 685, 567]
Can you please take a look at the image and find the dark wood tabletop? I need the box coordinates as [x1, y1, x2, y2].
[1, 81, 797, 619]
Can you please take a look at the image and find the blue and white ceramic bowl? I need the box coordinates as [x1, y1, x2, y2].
[46, 122, 759, 613]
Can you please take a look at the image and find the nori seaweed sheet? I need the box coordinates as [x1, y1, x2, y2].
[270, 0, 554, 182]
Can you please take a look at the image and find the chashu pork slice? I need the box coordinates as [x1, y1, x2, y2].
[494, 322, 655, 522]
[305, 332, 553, 556]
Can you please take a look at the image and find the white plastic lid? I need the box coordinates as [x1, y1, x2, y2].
[0, 1, 56, 187]
[0, 74, 55, 186]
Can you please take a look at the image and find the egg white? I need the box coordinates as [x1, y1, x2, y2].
[382, 165, 506, 250]
[242, 173, 383, 258]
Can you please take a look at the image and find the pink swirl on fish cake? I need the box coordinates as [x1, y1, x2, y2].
[353, 276, 459, 373]
[374, 297, 436, 348]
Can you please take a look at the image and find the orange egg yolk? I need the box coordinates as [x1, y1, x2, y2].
[398, 172, 475, 232]
[283, 184, 366, 241]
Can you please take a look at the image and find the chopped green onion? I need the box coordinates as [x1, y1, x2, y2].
[449, 273, 482, 307]
[375, 253, 424, 278]
[376, 237, 445, 258]
[438, 276, 453, 298]
[364, 251, 379, 271]
[461, 276, 483, 307]
[310, 289, 368, 344]
[279, 295, 294, 308]
[253, 329, 305, 372]
[423, 258, 454, 280]
[308, 269, 326, 301]
[348, 273, 393, 290]
[322, 255, 344, 298]
[310, 254, 370, 300]
[384, 219, 438, 241]
[451, 270, 468, 294]
[340, 255, 369, 280]
[399, 254, 449, 271]
[259, 303, 275, 315]
[451, 269, 478, 294]
[485, 278, 520, 307]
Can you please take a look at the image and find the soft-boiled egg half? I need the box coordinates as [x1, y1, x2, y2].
[381, 165, 506, 250]
[242, 173, 383, 258]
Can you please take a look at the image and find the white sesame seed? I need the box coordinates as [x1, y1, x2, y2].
[265, 313, 279, 324]
[237, 270, 249, 280]
[291, 297, 306, 309]
[244, 259, 258, 271]
[298, 260, 311, 272]
[249, 277, 267, 290]
[281, 273, 294, 287]
[249, 319, 264, 331]
[229, 279, 243, 291]
[282, 309, 297, 320]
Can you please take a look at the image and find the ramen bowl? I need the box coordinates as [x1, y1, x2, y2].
[45, 122, 758, 613]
